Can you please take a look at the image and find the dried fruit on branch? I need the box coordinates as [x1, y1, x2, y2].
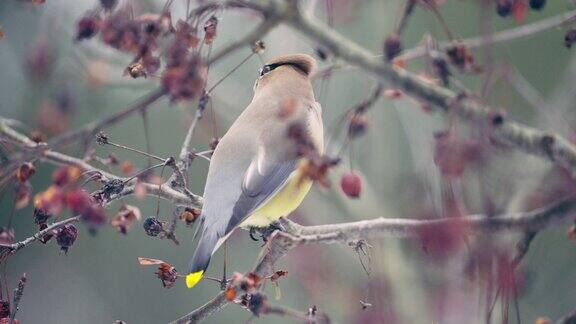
[180, 208, 200, 226]
[162, 55, 207, 102]
[56, 224, 78, 253]
[296, 155, 340, 188]
[15, 162, 35, 183]
[33, 208, 51, 225]
[111, 204, 142, 234]
[138, 258, 178, 288]
[143, 217, 163, 236]
[75, 15, 101, 41]
[203, 16, 218, 44]
[384, 33, 402, 61]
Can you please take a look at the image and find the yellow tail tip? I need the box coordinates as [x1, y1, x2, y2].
[186, 271, 204, 288]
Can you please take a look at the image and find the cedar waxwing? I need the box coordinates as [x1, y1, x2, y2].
[186, 54, 324, 288]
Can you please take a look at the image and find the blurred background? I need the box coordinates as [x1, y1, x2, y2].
[1, 0, 576, 323]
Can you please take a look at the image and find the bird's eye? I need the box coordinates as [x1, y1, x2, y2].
[259, 65, 272, 77]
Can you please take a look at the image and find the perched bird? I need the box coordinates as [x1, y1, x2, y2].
[186, 54, 324, 288]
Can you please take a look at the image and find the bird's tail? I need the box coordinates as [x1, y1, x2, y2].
[186, 228, 218, 288]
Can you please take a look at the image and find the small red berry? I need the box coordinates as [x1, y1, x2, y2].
[340, 172, 362, 198]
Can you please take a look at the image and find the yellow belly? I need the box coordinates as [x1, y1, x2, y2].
[239, 169, 312, 228]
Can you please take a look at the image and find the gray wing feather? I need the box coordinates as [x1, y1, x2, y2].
[225, 159, 297, 233]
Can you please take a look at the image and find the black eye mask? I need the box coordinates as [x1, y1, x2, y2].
[259, 62, 307, 77]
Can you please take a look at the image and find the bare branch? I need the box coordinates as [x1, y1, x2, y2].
[0, 216, 80, 255]
[264, 2, 576, 178]
[400, 9, 576, 61]
[174, 197, 576, 323]
[49, 88, 167, 149]
[0, 118, 202, 207]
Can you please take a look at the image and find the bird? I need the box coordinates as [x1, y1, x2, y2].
[186, 54, 324, 288]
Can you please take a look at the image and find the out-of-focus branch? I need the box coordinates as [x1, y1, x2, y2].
[400, 9, 576, 61]
[207, 16, 280, 66]
[252, 1, 576, 178]
[556, 309, 576, 324]
[49, 88, 167, 149]
[174, 197, 576, 323]
[313, 10, 576, 80]
[263, 304, 330, 323]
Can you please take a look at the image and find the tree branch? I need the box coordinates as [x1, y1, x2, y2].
[263, 1, 576, 178]
[400, 9, 576, 61]
[0, 118, 203, 208]
[0, 216, 81, 255]
[174, 197, 576, 323]
[48, 88, 167, 149]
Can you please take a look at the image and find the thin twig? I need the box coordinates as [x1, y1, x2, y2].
[0, 119, 202, 210]
[49, 88, 167, 149]
[1, 217, 80, 253]
[399, 9, 576, 61]
[264, 304, 330, 323]
[272, 2, 576, 178]
[9, 273, 26, 324]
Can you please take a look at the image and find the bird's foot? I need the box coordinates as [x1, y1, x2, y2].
[260, 221, 286, 242]
[248, 221, 286, 243]
[249, 227, 260, 241]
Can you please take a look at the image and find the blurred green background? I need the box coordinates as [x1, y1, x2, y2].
[1, 0, 576, 323]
